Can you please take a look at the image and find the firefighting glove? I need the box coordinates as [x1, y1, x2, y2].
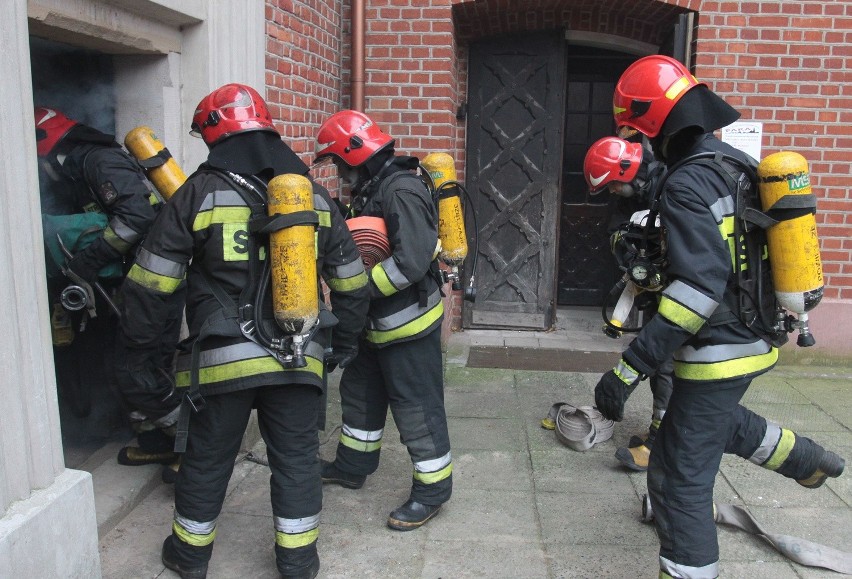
[65, 238, 121, 285]
[325, 346, 358, 373]
[594, 358, 643, 422]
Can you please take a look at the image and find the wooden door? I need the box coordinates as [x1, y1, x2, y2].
[558, 47, 637, 306]
[463, 31, 565, 330]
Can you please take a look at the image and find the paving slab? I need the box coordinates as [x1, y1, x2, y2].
[97, 316, 852, 578]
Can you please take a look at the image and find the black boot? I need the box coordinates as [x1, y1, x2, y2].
[277, 541, 320, 579]
[320, 459, 365, 489]
[161, 536, 208, 579]
[279, 558, 320, 579]
[387, 498, 442, 531]
[797, 450, 845, 488]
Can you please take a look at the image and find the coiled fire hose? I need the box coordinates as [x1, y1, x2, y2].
[541, 403, 614, 452]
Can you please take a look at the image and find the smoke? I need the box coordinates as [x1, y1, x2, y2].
[30, 37, 116, 135]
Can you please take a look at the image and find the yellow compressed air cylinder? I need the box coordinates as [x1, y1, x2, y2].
[757, 151, 823, 315]
[267, 173, 318, 335]
[422, 152, 468, 266]
[124, 126, 187, 200]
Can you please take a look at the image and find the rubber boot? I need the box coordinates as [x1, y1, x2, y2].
[387, 498, 443, 531]
[615, 443, 651, 471]
[617, 421, 657, 471]
[161, 536, 208, 579]
[797, 450, 845, 489]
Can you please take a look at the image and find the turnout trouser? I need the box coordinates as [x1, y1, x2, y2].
[166, 383, 322, 575]
[335, 326, 452, 505]
[649, 375, 827, 578]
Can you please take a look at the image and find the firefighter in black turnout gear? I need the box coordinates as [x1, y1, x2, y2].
[583, 136, 672, 472]
[119, 84, 369, 579]
[35, 106, 182, 462]
[597, 55, 845, 578]
[314, 110, 452, 531]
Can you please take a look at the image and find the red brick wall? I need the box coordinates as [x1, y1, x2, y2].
[692, 0, 852, 300]
[264, 0, 852, 334]
[265, 0, 344, 167]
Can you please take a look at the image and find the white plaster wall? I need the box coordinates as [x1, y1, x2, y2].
[3, 0, 266, 574]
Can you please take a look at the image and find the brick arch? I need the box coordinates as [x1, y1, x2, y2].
[450, 0, 692, 47]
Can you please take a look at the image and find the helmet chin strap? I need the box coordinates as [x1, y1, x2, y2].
[355, 154, 396, 195]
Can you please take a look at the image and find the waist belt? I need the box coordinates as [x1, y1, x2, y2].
[542, 402, 614, 452]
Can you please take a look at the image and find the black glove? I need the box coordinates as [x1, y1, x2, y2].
[594, 358, 643, 422]
[66, 237, 122, 285]
[325, 346, 358, 373]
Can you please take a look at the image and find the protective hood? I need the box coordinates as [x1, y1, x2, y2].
[207, 131, 308, 178]
[660, 85, 740, 137]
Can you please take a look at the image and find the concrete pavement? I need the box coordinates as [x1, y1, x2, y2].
[97, 309, 852, 578]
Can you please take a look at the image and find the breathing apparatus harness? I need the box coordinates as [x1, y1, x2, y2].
[347, 157, 479, 304]
[602, 150, 801, 346]
[174, 168, 323, 453]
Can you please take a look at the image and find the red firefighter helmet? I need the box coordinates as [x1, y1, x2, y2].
[34, 107, 79, 157]
[315, 110, 394, 167]
[190, 83, 277, 146]
[613, 55, 703, 138]
[583, 137, 644, 193]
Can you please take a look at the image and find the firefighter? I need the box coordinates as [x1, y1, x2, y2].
[596, 55, 845, 578]
[314, 110, 452, 531]
[34, 106, 182, 469]
[119, 84, 369, 579]
[583, 136, 671, 471]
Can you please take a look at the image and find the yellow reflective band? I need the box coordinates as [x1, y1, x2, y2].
[371, 263, 397, 296]
[613, 104, 627, 115]
[326, 271, 369, 293]
[665, 76, 692, 100]
[175, 355, 323, 388]
[366, 300, 444, 345]
[192, 206, 251, 231]
[315, 209, 331, 228]
[658, 297, 706, 334]
[275, 527, 319, 549]
[413, 462, 453, 484]
[103, 226, 133, 254]
[674, 347, 778, 381]
[173, 521, 216, 547]
[127, 263, 183, 294]
[763, 428, 796, 471]
[339, 432, 382, 453]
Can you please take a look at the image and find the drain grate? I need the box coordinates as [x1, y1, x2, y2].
[466, 346, 619, 373]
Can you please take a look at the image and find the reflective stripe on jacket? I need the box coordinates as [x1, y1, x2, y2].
[623, 135, 776, 383]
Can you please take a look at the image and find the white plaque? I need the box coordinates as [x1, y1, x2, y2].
[720, 121, 763, 161]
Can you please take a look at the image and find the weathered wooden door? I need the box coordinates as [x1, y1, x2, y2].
[463, 31, 565, 330]
[557, 47, 638, 306]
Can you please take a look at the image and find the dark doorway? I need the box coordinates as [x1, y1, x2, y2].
[463, 30, 566, 330]
[30, 37, 129, 468]
[558, 47, 636, 307]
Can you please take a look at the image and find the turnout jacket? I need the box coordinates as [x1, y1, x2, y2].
[352, 156, 443, 347]
[121, 166, 369, 395]
[41, 132, 162, 270]
[622, 134, 777, 383]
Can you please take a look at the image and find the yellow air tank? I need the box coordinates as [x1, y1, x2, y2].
[267, 174, 319, 337]
[757, 151, 823, 346]
[124, 126, 187, 200]
[422, 152, 468, 266]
